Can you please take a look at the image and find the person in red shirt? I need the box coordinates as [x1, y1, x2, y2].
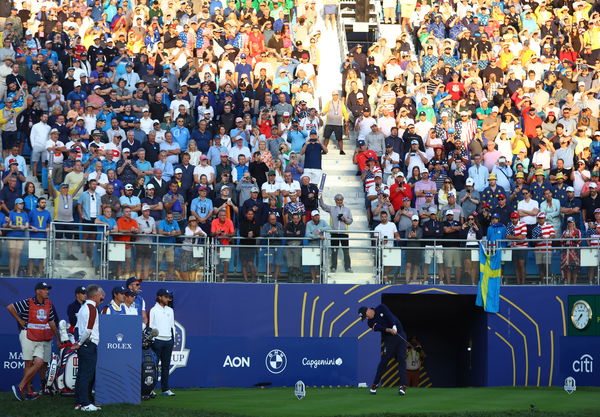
[389, 172, 413, 210]
[211, 209, 235, 281]
[445, 72, 464, 101]
[522, 106, 543, 139]
[115, 207, 139, 278]
[354, 140, 378, 173]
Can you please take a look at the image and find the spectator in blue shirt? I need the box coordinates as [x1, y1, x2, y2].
[7, 198, 28, 276]
[28, 197, 52, 277]
[171, 117, 191, 150]
[157, 211, 181, 280]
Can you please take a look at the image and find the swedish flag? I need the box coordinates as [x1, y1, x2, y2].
[476, 243, 501, 313]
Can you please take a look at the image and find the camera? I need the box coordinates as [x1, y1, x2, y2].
[415, 346, 422, 352]
[337, 213, 344, 221]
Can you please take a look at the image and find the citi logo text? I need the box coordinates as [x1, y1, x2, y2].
[572, 354, 593, 373]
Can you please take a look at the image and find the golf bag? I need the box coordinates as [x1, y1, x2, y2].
[141, 327, 159, 399]
[46, 320, 78, 395]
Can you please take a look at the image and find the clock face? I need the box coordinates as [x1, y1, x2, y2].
[571, 301, 592, 330]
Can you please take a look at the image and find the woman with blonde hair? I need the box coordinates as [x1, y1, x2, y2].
[187, 140, 202, 166]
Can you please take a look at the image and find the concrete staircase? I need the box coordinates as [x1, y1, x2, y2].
[26, 173, 97, 280]
[314, 0, 376, 284]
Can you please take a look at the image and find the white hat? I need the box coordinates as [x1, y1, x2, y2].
[142, 108, 149, 112]
[466, 178, 475, 186]
[145, 183, 155, 190]
[122, 148, 131, 153]
[356, 93, 364, 99]
[491, 106, 499, 112]
[446, 209, 455, 216]
[411, 215, 419, 221]
[174, 168, 183, 174]
[311, 209, 320, 216]
[421, 168, 429, 174]
[441, 112, 449, 117]
[566, 186, 575, 192]
[142, 204, 151, 211]
[590, 182, 598, 189]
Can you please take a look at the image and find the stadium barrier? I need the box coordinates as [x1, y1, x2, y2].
[0, 226, 597, 284]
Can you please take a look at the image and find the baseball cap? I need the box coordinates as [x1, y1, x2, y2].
[537, 212, 546, 218]
[466, 178, 475, 186]
[491, 106, 499, 112]
[35, 281, 52, 290]
[268, 170, 276, 176]
[126, 277, 141, 287]
[156, 289, 173, 297]
[122, 148, 130, 153]
[357, 140, 366, 146]
[358, 306, 368, 320]
[535, 169, 545, 176]
[515, 172, 525, 179]
[311, 209, 320, 216]
[498, 194, 506, 200]
[446, 209, 454, 216]
[567, 217, 575, 223]
[124, 184, 134, 190]
[488, 173, 497, 180]
[309, 129, 317, 135]
[510, 212, 520, 219]
[428, 207, 437, 214]
[411, 140, 419, 145]
[14, 198, 24, 204]
[141, 204, 151, 211]
[374, 172, 383, 178]
[566, 186, 575, 192]
[112, 286, 127, 295]
[75, 286, 87, 294]
[411, 215, 419, 221]
[491, 213, 501, 219]
[589, 182, 598, 189]
[174, 168, 183, 174]
[250, 186, 260, 193]
[145, 183, 155, 190]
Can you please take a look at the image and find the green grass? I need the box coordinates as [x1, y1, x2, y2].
[2, 387, 600, 417]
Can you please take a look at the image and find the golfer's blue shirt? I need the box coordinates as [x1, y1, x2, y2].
[367, 304, 405, 339]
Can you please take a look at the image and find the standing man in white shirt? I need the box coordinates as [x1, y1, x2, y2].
[30, 113, 51, 178]
[72, 285, 105, 412]
[149, 289, 176, 397]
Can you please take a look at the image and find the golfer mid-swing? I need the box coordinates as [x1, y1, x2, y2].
[358, 305, 408, 396]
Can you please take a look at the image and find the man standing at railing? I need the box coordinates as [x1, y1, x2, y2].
[422, 207, 444, 283]
[28, 198, 51, 278]
[305, 210, 331, 283]
[506, 212, 528, 285]
[532, 212, 556, 282]
[319, 193, 353, 273]
[7, 198, 27, 277]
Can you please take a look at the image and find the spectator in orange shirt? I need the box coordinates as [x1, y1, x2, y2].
[211, 209, 235, 282]
[115, 207, 139, 278]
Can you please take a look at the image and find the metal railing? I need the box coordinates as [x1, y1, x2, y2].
[0, 227, 598, 284]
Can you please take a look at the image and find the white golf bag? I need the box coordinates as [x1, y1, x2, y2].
[46, 320, 78, 395]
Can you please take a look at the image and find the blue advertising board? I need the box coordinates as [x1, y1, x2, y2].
[192, 337, 357, 387]
[559, 336, 600, 387]
[96, 315, 142, 405]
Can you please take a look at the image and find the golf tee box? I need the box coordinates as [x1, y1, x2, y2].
[96, 315, 142, 405]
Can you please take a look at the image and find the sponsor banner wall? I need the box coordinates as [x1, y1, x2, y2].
[559, 337, 600, 387]
[189, 337, 357, 387]
[0, 278, 599, 390]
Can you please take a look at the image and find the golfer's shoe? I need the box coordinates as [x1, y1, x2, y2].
[162, 390, 176, 396]
[80, 404, 102, 411]
[12, 385, 24, 401]
[74, 405, 81, 410]
[369, 384, 378, 395]
[149, 390, 157, 398]
[398, 385, 407, 396]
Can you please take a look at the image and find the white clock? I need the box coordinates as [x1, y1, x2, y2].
[571, 300, 593, 330]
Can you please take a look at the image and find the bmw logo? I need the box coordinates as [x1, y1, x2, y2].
[265, 349, 287, 374]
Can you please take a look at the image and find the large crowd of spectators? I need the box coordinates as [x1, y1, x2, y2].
[345, 0, 600, 284]
[0, 0, 340, 282]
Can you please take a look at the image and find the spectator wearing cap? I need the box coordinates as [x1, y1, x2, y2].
[354, 107, 376, 142]
[486, 212, 507, 247]
[321, 91, 349, 155]
[48, 174, 85, 259]
[480, 173, 506, 210]
[114, 206, 139, 278]
[442, 209, 463, 284]
[422, 207, 444, 282]
[580, 171, 600, 199]
[46, 128, 68, 185]
[141, 183, 164, 221]
[3, 156, 26, 191]
[413, 168, 437, 209]
[581, 181, 600, 225]
[561, 186, 582, 230]
[120, 183, 142, 219]
[305, 209, 331, 283]
[404, 140, 428, 180]
[116, 148, 140, 187]
[389, 171, 412, 210]
[365, 123, 386, 159]
[491, 157, 513, 191]
[6, 197, 28, 276]
[301, 129, 328, 184]
[458, 178, 480, 219]
[135, 204, 157, 280]
[0, 94, 25, 159]
[7, 281, 59, 401]
[532, 212, 556, 281]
